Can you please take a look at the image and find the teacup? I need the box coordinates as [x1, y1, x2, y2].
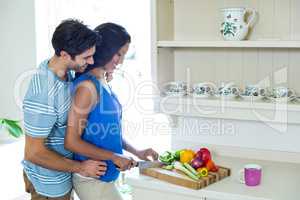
[239, 164, 262, 186]
[244, 85, 267, 96]
[192, 83, 216, 98]
[218, 83, 241, 97]
[163, 81, 187, 96]
[272, 87, 295, 99]
[242, 85, 270, 101]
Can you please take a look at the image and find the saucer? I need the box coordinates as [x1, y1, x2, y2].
[191, 93, 214, 98]
[269, 96, 295, 103]
[216, 94, 240, 100]
[240, 95, 263, 101]
[164, 91, 186, 97]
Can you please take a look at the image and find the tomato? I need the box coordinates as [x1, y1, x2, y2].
[211, 165, 219, 172]
[205, 159, 216, 171]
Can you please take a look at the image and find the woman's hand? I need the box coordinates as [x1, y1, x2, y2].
[112, 153, 136, 171]
[136, 148, 159, 161]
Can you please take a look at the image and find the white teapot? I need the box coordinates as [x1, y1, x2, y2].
[220, 7, 257, 41]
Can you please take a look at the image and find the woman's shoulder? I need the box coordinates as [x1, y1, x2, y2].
[72, 74, 99, 93]
[75, 79, 97, 93]
[72, 79, 99, 108]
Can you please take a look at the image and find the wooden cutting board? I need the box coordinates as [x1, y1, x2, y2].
[141, 166, 230, 190]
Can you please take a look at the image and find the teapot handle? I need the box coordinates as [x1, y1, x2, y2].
[245, 8, 257, 28]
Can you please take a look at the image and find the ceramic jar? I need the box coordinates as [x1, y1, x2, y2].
[220, 7, 257, 40]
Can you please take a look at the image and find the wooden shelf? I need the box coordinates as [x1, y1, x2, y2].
[154, 96, 300, 124]
[157, 40, 300, 48]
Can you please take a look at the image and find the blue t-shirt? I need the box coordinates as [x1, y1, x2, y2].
[72, 73, 123, 182]
[22, 59, 73, 197]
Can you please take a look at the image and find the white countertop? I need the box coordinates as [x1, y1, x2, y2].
[126, 156, 300, 200]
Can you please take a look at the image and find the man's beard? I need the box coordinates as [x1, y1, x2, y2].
[76, 64, 88, 72]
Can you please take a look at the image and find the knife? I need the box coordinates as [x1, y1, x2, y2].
[134, 160, 163, 171]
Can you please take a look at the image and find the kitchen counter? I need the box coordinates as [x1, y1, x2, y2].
[127, 156, 300, 200]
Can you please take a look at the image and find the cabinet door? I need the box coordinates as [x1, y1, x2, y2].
[132, 187, 207, 200]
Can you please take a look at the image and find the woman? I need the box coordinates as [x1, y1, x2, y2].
[65, 23, 158, 200]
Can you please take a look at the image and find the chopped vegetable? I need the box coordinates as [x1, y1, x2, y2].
[183, 163, 198, 176]
[159, 151, 176, 165]
[162, 164, 174, 170]
[174, 161, 199, 181]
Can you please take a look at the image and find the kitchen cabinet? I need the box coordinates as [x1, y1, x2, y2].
[152, 0, 300, 95]
[129, 0, 300, 200]
[149, 0, 300, 153]
[151, 0, 300, 124]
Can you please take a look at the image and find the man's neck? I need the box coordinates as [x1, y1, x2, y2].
[48, 56, 69, 80]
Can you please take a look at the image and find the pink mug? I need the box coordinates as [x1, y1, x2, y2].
[239, 164, 262, 186]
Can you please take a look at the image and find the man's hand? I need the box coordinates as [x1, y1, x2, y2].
[136, 148, 159, 161]
[79, 160, 107, 178]
[112, 153, 135, 171]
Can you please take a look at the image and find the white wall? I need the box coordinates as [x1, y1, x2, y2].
[0, 0, 36, 119]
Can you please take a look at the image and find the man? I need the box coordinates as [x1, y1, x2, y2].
[22, 19, 107, 200]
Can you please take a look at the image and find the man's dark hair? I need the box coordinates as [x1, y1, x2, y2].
[52, 19, 99, 59]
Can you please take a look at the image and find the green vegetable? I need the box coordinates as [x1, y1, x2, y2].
[174, 161, 199, 181]
[159, 151, 176, 165]
[175, 150, 182, 161]
[174, 149, 183, 161]
[162, 164, 174, 170]
[183, 163, 198, 177]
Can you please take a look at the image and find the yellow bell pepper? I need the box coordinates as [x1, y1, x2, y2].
[197, 167, 208, 177]
[179, 149, 195, 163]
